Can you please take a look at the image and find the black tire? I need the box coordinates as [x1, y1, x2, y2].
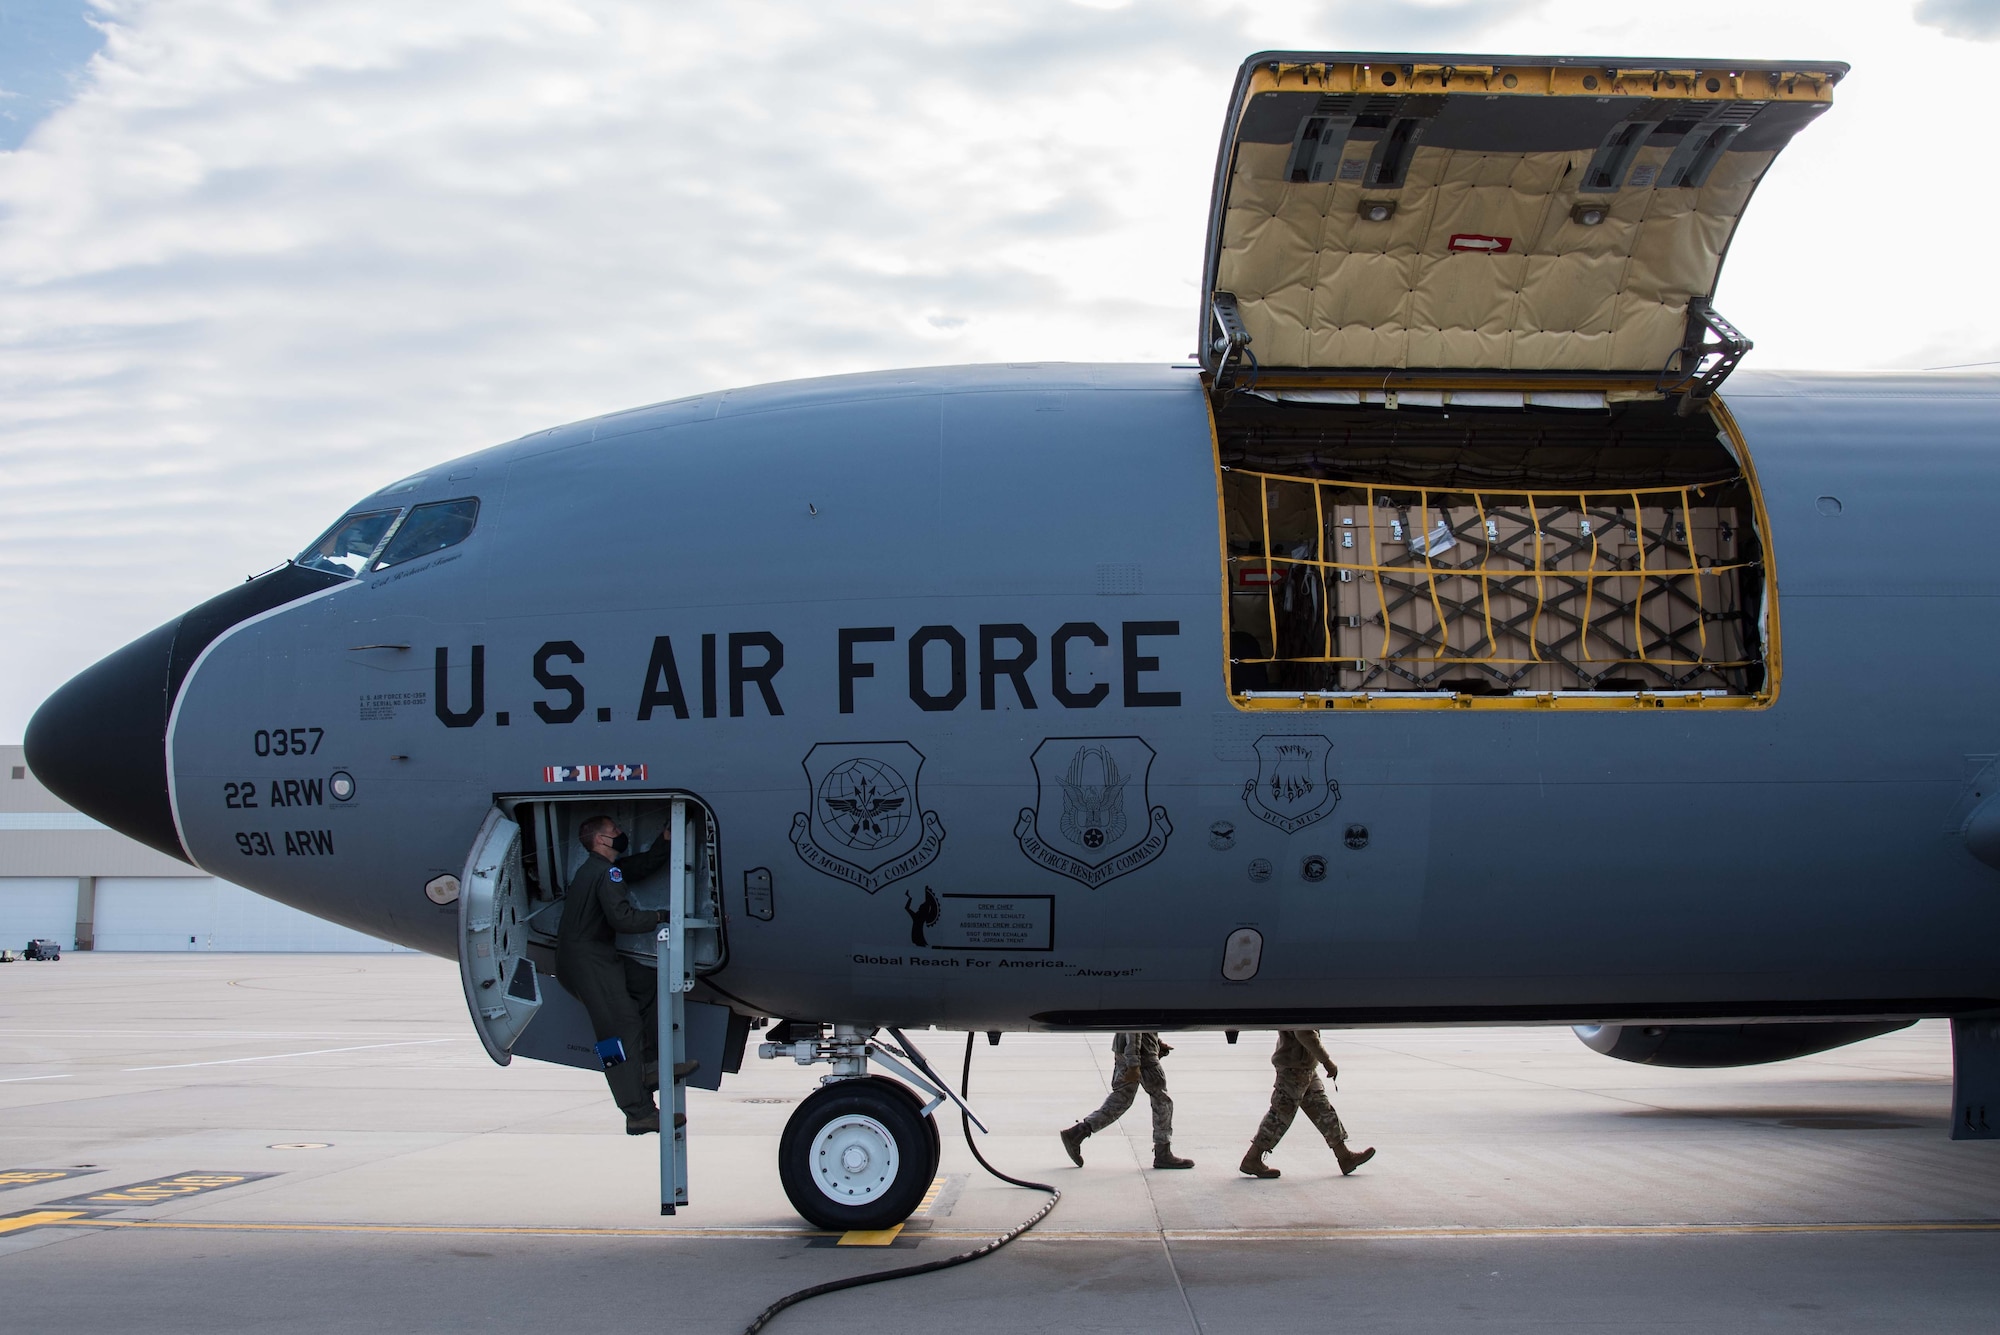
[872, 1073, 944, 1168]
[779, 1076, 938, 1231]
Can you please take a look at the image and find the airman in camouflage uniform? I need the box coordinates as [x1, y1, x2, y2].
[1060, 1032, 1193, 1170]
[1240, 1029, 1375, 1179]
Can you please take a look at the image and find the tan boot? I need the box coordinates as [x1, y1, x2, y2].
[1239, 1148, 1280, 1178]
[1152, 1143, 1193, 1169]
[1334, 1142, 1375, 1175]
[1060, 1122, 1091, 1166]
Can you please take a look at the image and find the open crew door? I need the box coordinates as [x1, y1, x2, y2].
[1200, 53, 1844, 403]
[458, 807, 542, 1065]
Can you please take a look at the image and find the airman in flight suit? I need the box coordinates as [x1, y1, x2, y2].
[1240, 1029, 1375, 1179]
[1060, 1031, 1193, 1170]
[555, 814, 694, 1135]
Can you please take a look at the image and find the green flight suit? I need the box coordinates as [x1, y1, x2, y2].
[555, 838, 672, 1114]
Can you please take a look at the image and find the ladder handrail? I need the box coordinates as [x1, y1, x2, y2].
[658, 797, 691, 1215]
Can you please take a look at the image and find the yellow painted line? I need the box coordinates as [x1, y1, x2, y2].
[55, 1218, 2000, 1243]
[1155, 1222, 2000, 1242]
[89, 1220, 827, 1239]
[910, 1176, 944, 1218]
[75, 1173, 265, 1207]
[837, 1225, 905, 1247]
[0, 1171, 78, 1188]
[0, 1211, 91, 1234]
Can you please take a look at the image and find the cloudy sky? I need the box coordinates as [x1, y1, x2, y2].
[0, 0, 1992, 739]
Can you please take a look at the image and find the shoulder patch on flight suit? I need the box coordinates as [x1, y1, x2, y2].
[608, 866, 623, 883]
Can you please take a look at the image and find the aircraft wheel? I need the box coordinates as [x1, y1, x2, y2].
[779, 1076, 937, 1231]
[866, 1069, 944, 1166]
[886, 1074, 943, 1169]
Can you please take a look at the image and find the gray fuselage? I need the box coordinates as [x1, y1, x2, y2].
[78, 364, 2000, 1029]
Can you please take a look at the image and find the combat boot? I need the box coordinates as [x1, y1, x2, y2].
[1239, 1148, 1280, 1179]
[673, 1059, 700, 1082]
[1334, 1142, 1376, 1175]
[1152, 1143, 1194, 1169]
[1060, 1122, 1092, 1166]
[624, 1106, 688, 1135]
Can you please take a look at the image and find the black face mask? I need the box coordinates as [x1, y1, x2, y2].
[610, 832, 630, 855]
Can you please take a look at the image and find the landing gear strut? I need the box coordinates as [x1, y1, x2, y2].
[762, 1023, 977, 1230]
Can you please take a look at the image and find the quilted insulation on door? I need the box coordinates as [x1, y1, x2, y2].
[1200, 56, 1843, 378]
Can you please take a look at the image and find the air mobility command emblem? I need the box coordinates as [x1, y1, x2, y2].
[1242, 734, 1341, 834]
[1015, 737, 1172, 888]
[790, 741, 946, 894]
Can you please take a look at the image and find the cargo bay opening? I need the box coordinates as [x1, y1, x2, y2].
[1216, 390, 1777, 710]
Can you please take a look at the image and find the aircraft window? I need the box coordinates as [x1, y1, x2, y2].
[296, 508, 401, 577]
[373, 497, 479, 571]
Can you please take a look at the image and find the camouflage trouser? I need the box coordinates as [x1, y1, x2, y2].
[1251, 1065, 1347, 1153]
[1081, 1058, 1174, 1144]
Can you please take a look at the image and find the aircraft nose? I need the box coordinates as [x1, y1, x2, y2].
[24, 561, 345, 867]
[24, 618, 190, 863]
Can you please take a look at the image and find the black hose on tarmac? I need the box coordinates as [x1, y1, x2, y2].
[740, 1031, 1061, 1334]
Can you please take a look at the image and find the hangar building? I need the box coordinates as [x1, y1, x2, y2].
[1, 743, 402, 952]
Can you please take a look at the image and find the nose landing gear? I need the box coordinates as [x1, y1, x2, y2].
[779, 1076, 939, 1231]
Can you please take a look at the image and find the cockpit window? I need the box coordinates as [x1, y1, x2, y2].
[372, 497, 479, 571]
[296, 509, 400, 577]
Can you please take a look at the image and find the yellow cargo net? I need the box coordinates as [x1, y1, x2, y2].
[1225, 467, 1765, 696]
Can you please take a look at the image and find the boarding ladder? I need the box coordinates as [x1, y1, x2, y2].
[655, 797, 719, 1215]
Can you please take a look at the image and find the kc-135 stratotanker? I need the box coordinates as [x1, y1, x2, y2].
[28, 51, 2000, 1229]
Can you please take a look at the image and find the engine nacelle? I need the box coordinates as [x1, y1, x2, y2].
[1572, 1020, 1916, 1068]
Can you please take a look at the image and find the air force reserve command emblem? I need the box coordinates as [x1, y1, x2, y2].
[1242, 734, 1340, 834]
[790, 742, 946, 894]
[1015, 737, 1172, 888]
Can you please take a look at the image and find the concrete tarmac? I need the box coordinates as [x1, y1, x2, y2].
[3, 954, 1999, 1333]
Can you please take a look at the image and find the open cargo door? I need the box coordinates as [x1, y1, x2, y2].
[1200, 53, 1844, 405]
[458, 807, 542, 1065]
[1206, 52, 1843, 711]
